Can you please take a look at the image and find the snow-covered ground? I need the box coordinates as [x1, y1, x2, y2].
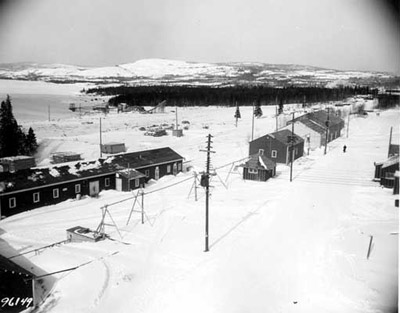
[0, 86, 398, 313]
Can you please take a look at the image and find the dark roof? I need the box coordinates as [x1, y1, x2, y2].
[0, 254, 35, 278]
[244, 154, 276, 170]
[0, 147, 184, 194]
[267, 129, 304, 145]
[295, 110, 344, 128]
[297, 119, 326, 134]
[382, 155, 399, 169]
[117, 169, 146, 179]
[106, 147, 184, 169]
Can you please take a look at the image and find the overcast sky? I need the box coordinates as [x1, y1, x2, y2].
[0, 0, 399, 73]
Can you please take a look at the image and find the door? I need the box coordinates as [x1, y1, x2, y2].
[116, 178, 122, 191]
[155, 166, 160, 180]
[173, 163, 177, 175]
[89, 181, 99, 196]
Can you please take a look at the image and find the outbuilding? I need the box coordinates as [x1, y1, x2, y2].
[242, 153, 276, 181]
[101, 142, 126, 154]
[115, 169, 146, 191]
[249, 129, 304, 164]
[0, 156, 36, 173]
[374, 155, 399, 188]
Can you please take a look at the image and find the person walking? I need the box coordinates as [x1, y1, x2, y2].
[343, 145, 347, 153]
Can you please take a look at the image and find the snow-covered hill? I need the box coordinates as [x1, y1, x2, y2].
[0, 59, 397, 87]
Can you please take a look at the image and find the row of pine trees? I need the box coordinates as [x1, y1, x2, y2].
[0, 95, 38, 158]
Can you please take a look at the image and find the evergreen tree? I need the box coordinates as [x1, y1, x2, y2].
[254, 100, 263, 118]
[234, 102, 241, 127]
[0, 95, 38, 157]
[234, 103, 241, 119]
[0, 95, 21, 157]
[25, 127, 38, 155]
[278, 98, 284, 115]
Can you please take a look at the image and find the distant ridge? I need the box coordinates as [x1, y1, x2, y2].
[0, 58, 398, 88]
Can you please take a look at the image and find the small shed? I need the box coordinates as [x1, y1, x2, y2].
[242, 153, 276, 181]
[115, 169, 146, 191]
[0, 156, 36, 173]
[101, 142, 126, 154]
[66, 226, 104, 243]
[375, 155, 400, 188]
[51, 152, 82, 164]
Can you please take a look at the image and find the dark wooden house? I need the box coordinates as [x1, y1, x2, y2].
[101, 142, 126, 154]
[242, 153, 276, 181]
[374, 155, 399, 188]
[249, 129, 304, 164]
[393, 171, 399, 195]
[0, 147, 184, 218]
[115, 169, 146, 191]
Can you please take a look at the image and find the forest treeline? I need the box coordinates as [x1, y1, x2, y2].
[85, 85, 375, 107]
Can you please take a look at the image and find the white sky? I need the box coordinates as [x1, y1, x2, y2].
[0, 0, 399, 73]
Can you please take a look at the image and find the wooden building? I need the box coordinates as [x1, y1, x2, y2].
[249, 129, 304, 164]
[282, 121, 325, 151]
[0, 156, 36, 173]
[242, 153, 276, 181]
[51, 152, 82, 164]
[0, 147, 184, 218]
[394, 171, 399, 195]
[290, 110, 345, 144]
[374, 155, 399, 188]
[115, 169, 146, 191]
[101, 142, 126, 154]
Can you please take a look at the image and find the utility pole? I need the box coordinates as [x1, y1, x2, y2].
[388, 126, 393, 157]
[346, 110, 350, 138]
[200, 134, 215, 252]
[290, 112, 295, 182]
[251, 101, 255, 140]
[275, 96, 278, 131]
[324, 107, 330, 155]
[99, 117, 103, 158]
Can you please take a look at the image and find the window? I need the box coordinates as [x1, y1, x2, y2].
[295, 148, 298, 156]
[75, 184, 81, 193]
[248, 168, 258, 174]
[53, 188, 59, 199]
[271, 150, 277, 158]
[145, 170, 150, 177]
[167, 165, 171, 173]
[105, 178, 110, 187]
[177, 163, 182, 171]
[258, 149, 264, 155]
[135, 178, 139, 187]
[33, 192, 40, 203]
[9, 197, 16, 208]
